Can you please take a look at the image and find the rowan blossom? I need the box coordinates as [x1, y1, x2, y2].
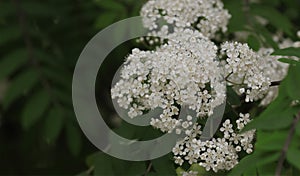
[111, 29, 226, 133]
[221, 41, 271, 102]
[172, 113, 255, 173]
[140, 0, 231, 39]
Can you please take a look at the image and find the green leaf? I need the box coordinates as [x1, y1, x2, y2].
[123, 162, 146, 176]
[247, 34, 260, 51]
[34, 49, 67, 71]
[287, 148, 300, 170]
[286, 64, 300, 100]
[93, 152, 114, 176]
[176, 167, 185, 176]
[44, 107, 64, 143]
[86, 152, 100, 167]
[2, 70, 39, 109]
[296, 121, 300, 137]
[272, 47, 300, 58]
[152, 154, 176, 175]
[0, 27, 21, 45]
[42, 67, 71, 91]
[228, 152, 279, 176]
[66, 122, 82, 156]
[251, 5, 294, 36]
[242, 95, 296, 132]
[253, 21, 278, 49]
[242, 107, 295, 131]
[0, 48, 27, 80]
[21, 89, 51, 129]
[278, 58, 300, 65]
[189, 164, 207, 175]
[255, 131, 286, 151]
[224, 0, 246, 32]
[257, 162, 277, 176]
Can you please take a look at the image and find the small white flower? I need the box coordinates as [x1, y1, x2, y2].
[141, 0, 231, 39]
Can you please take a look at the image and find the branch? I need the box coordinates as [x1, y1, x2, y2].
[275, 111, 300, 176]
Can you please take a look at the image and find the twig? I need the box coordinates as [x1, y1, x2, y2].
[270, 81, 281, 87]
[144, 162, 152, 176]
[86, 166, 95, 175]
[275, 111, 300, 176]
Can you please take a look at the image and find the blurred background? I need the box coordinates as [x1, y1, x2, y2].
[0, 0, 299, 175]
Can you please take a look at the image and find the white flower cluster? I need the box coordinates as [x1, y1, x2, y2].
[221, 41, 272, 102]
[173, 113, 255, 173]
[111, 29, 226, 133]
[140, 0, 231, 38]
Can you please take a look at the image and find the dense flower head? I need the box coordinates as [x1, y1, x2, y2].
[173, 113, 255, 173]
[221, 41, 272, 102]
[111, 29, 226, 133]
[140, 0, 231, 38]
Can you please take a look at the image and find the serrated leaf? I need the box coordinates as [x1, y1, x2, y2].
[44, 107, 64, 143]
[22, 89, 51, 129]
[287, 148, 300, 170]
[2, 70, 39, 109]
[272, 47, 300, 58]
[0, 48, 28, 80]
[66, 122, 82, 156]
[247, 34, 260, 51]
[0, 27, 21, 45]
